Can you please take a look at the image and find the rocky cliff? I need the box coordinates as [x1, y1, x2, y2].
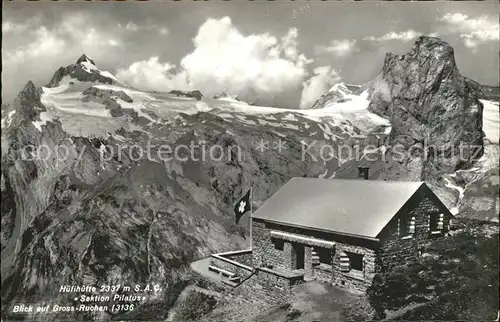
[367, 36, 484, 182]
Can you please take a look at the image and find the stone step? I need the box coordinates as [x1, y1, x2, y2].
[304, 275, 316, 282]
[222, 279, 239, 287]
[208, 265, 236, 278]
[228, 275, 241, 283]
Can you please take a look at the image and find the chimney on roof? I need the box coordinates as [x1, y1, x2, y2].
[357, 167, 370, 180]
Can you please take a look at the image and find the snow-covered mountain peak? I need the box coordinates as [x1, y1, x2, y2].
[75, 54, 95, 66]
[46, 54, 121, 88]
[213, 91, 242, 103]
[74, 54, 101, 74]
[309, 81, 372, 113]
[328, 82, 352, 97]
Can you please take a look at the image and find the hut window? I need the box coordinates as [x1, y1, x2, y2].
[429, 214, 444, 232]
[430, 213, 444, 231]
[408, 216, 416, 234]
[272, 238, 284, 250]
[340, 252, 364, 272]
[401, 216, 415, 237]
[347, 252, 364, 271]
[430, 213, 438, 231]
[317, 248, 332, 265]
[437, 214, 444, 230]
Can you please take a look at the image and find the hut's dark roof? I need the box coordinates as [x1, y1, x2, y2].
[252, 178, 429, 238]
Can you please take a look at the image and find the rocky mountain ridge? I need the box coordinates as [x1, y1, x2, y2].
[368, 36, 484, 179]
[46, 54, 120, 88]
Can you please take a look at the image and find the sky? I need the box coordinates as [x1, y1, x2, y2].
[2, 1, 499, 109]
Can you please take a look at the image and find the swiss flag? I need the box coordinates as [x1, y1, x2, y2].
[234, 189, 251, 224]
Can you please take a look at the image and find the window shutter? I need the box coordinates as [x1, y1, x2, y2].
[409, 217, 416, 234]
[312, 248, 320, 266]
[340, 252, 350, 272]
[437, 214, 444, 230]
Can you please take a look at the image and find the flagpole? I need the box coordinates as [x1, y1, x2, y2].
[249, 187, 253, 250]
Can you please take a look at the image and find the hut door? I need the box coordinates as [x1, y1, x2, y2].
[294, 244, 305, 269]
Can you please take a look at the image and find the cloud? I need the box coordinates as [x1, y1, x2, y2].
[159, 27, 170, 36]
[118, 17, 312, 105]
[3, 21, 29, 34]
[316, 39, 358, 57]
[116, 57, 187, 90]
[299, 66, 340, 109]
[125, 22, 140, 32]
[119, 22, 170, 36]
[4, 26, 66, 65]
[363, 30, 423, 42]
[438, 13, 499, 48]
[4, 13, 123, 66]
[440, 13, 469, 24]
[2, 16, 42, 35]
[108, 39, 121, 47]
